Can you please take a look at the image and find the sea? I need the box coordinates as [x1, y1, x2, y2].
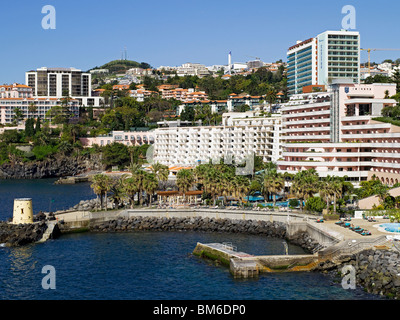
[0, 179, 382, 300]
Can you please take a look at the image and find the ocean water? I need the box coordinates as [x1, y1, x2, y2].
[0, 179, 96, 221]
[0, 180, 381, 300]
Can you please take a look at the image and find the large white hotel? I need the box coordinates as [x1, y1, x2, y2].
[153, 111, 282, 166]
[277, 80, 399, 186]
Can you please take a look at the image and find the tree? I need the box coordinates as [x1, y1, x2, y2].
[13, 108, 24, 123]
[150, 162, 169, 188]
[180, 106, 195, 122]
[290, 169, 320, 210]
[258, 169, 285, 206]
[25, 118, 35, 137]
[176, 169, 194, 201]
[320, 175, 343, 214]
[35, 117, 41, 133]
[90, 174, 113, 211]
[265, 89, 277, 112]
[392, 69, 400, 93]
[305, 196, 326, 213]
[102, 142, 130, 170]
[143, 173, 158, 206]
[28, 102, 37, 119]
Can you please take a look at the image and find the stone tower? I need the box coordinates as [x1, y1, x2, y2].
[12, 198, 33, 225]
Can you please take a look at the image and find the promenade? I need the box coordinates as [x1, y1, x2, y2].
[54, 207, 395, 242]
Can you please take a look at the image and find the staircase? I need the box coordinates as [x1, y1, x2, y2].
[37, 221, 58, 243]
[318, 235, 389, 262]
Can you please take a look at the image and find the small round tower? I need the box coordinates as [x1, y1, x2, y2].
[12, 198, 33, 225]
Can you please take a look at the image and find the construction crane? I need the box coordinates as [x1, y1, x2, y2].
[246, 55, 261, 61]
[361, 48, 400, 70]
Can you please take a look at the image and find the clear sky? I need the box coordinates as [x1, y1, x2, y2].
[1, 0, 399, 84]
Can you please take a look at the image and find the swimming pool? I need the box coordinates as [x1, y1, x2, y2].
[379, 223, 400, 233]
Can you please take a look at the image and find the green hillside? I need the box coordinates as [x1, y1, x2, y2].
[90, 60, 152, 74]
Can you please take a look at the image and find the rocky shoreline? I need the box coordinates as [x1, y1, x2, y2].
[0, 154, 103, 179]
[0, 221, 48, 247]
[317, 248, 400, 299]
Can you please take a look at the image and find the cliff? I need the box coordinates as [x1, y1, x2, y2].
[0, 153, 104, 179]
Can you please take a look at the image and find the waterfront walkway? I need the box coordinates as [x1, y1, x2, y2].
[54, 207, 395, 242]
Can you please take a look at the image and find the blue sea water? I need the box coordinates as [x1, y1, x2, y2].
[0, 179, 96, 221]
[0, 179, 381, 300]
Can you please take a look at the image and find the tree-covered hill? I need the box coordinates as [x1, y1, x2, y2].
[89, 60, 152, 74]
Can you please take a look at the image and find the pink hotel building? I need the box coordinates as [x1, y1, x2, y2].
[277, 80, 400, 186]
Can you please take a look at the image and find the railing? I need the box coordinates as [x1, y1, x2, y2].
[222, 242, 237, 252]
[319, 235, 388, 260]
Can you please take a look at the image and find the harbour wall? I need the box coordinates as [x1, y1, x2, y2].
[56, 208, 342, 250]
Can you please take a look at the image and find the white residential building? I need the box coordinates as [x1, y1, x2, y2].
[177, 63, 210, 77]
[80, 130, 155, 147]
[153, 112, 282, 167]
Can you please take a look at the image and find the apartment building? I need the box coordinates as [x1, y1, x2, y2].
[0, 97, 80, 124]
[288, 30, 360, 95]
[277, 80, 399, 185]
[80, 130, 155, 147]
[177, 63, 210, 77]
[179, 93, 264, 114]
[153, 112, 282, 167]
[129, 89, 159, 102]
[158, 86, 208, 102]
[25, 67, 103, 106]
[0, 83, 32, 99]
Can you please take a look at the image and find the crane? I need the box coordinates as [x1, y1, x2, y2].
[361, 48, 400, 70]
[246, 55, 261, 61]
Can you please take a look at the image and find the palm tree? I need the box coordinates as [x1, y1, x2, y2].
[143, 173, 158, 207]
[90, 174, 113, 211]
[261, 171, 285, 206]
[150, 162, 169, 189]
[234, 175, 250, 206]
[123, 176, 139, 208]
[290, 169, 320, 210]
[265, 89, 277, 113]
[176, 169, 194, 202]
[109, 176, 126, 209]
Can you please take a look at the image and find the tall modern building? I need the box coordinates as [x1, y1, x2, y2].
[287, 30, 360, 95]
[25, 67, 103, 106]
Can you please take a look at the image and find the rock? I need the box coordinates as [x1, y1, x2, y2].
[0, 154, 103, 180]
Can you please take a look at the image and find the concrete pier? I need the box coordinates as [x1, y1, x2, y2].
[193, 242, 320, 278]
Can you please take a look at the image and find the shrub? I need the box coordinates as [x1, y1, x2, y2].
[32, 145, 58, 161]
[305, 196, 326, 213]
[288, 199, 299, 208]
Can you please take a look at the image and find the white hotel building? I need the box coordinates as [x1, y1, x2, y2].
[153, 111, 282, 167]
[277, 80, 400, 186]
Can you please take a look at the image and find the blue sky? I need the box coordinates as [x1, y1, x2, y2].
[1, 0, 399, 84]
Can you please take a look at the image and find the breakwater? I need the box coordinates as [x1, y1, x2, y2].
[0, 220, 60, 246]
[87, 216, 321, 253]
[317, 247, 400, 299]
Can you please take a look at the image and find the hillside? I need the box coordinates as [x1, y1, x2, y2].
[90, 60, 152, 74]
